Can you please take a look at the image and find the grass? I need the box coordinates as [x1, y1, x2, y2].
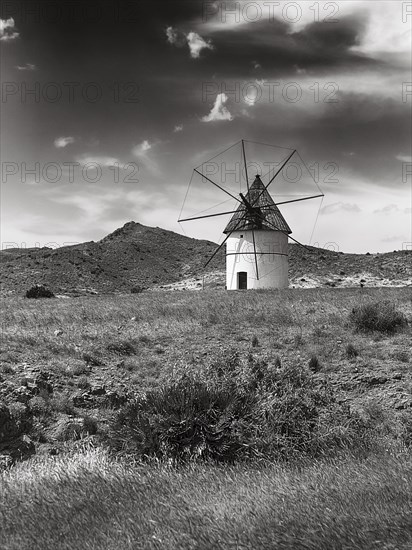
[1, 449, 412, 550]
[349, 300, 408, 334]
[110, 356, 353, 462]
[0, 287, 411, 546]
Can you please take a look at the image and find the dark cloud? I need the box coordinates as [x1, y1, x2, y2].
[293, 93, 410, 187]
[292, 17, 365, 53]
[158, 15, 379, 79]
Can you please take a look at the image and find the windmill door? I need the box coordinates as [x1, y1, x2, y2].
[238, 272, 247, 290]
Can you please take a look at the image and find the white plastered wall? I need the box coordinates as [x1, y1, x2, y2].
[226, 230, 289, 290]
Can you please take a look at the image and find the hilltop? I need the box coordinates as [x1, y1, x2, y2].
[0, 221, 411, 295]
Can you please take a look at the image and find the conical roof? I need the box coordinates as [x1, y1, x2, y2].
[223, 175, 292, 234]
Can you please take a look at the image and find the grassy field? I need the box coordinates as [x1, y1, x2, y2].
[0, 287, 411, 548]
[1, 449, 412, 550]
[1, 287, 410, 382]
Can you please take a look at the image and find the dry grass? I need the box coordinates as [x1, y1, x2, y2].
[1, 288, 412, 547]
[1, 448, 412, 550]
[1, 288, 410, 379]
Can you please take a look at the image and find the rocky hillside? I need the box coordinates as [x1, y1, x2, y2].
[0, 221, 411, 295]
[0, 222, 224, 295]
[288, 244, 412, 289]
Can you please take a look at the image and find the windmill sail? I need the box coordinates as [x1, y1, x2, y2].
[223, 175, 292, 234]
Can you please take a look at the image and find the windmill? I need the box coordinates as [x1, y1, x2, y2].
[178, 140, 324, 290]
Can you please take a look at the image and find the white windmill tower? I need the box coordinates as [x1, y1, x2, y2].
[223, 173, 292, 290]
[179, 140, 323, 290]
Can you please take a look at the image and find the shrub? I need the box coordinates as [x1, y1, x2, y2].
[107, 340, 136, 356]
[109, 351, 340, 463]
[349, 301, 408, 334]
[52, 415, 98, 441]
[8, 402, 33, 434]
[251, 335, 259, 347]
[346, 343, 359, 359]
[110, 377, 252, 461]
[308, 355, 321, 372]
[28, 396, 48, 416]
[49, 394, 75, 415]
[1, 364, 14, 374]
[25, 285, 55, 299]
[82, 353, 104, 366]
[131, 286, 144, 294]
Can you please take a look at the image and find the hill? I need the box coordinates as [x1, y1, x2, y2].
[0, 222, 224, 295]
[0, 221, 411, 295]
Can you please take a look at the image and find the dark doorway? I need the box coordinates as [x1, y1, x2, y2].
[238, 271, 247, 290]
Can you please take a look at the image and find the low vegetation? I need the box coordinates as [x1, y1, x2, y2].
[0, 287, 411, 548]
[1, 449, 412, 550]
[110, 351, 411, 462]
[110, 355, 335, 461]
[349, 300, 408, 334]
[25, 285, 55, 299]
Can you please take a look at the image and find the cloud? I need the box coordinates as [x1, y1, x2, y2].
[166, 26, 179, 44]
[186, 31, 213, 58]
[75, 155, 119, 167]
[132, 140, 160, 175]
[373, 204, 398, 214]
[133, 140, 152, 154]
[0, 18, 19, 41]
[396, 154, 412, 163]
[166, 26, 213, 58]
[321, 202, 361, 215]
[15, 63, 36, 71]
[373, 204, 411, 215]
[173, 124, 183, 132]
[192, 16, 376, 79]
[165, 26, 187, 48]
[54, 136, 75, 148]
[202, 93, 233, 122]
[49, 188, 124, 222]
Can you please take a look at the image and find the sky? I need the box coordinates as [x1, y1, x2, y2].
[1, 0, 411, 253]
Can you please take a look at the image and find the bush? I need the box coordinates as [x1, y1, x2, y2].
[131, 286, 144, 294]
[49, 394, 75, 415]
[7, 402, 33, 434]
[25, 285, 55, 299]
[107, 340, 136, 356]
[308, 355, 321, 372]
[349, 301, 408, 334]
[52, 415, 98, 441]
[109, 351, 345, 463]
[346, 343, 359, 359]
[82, 353, 104, 367]
[251, 335, 259, 347]
[28, 396, 48, 416]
